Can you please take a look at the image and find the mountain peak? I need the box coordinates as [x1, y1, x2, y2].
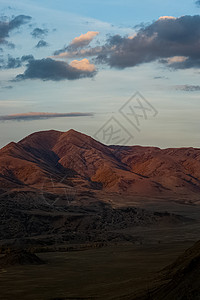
[16, 129, 101, 152]
[63, 129, 86, 138]
[66, 129, 78, 134]
[56, 128, 104, 150]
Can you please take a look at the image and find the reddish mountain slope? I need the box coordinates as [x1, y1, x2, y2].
[0, 129, 200, 198]
[111, 145, 200, 195]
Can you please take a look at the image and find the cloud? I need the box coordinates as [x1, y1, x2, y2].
[5, 55, 22, 69]
[166, 56, 188, 64]
[160, 56, 191, 68]
[54, 31, 99, 55]
[160, 57, 200, 69]
[31, 27, 48, 38]
[158, 16, 177, 20]
[0, 112, 94, 121]
[70, 31, 99, 49]
[70, 58, 96, 72]
[9, 15, 31, 29]
[35, 40, 49, 48]
[1, 54, 34, 69]
[54, 46, 104, 59]
[0, 15, 31, 45]
[16, 58, 96, 81]
[128, 34, 137, 39]
[21, 55, 34, 62]
[175, 84, 200, 91]
[154, 76, 168, 80]
[196, 1, 200, 6]
[102, 15, 200, 69]
[54, 15, 200, 71]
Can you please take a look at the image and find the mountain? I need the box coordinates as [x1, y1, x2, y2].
[0, 129, 200, 199]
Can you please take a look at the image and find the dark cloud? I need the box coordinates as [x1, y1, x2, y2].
[6, 55, 21, 69]
[9, 15, 31, 30]
[1, 54, 34, 69]
[16, 58, 96, 81]
[103, 16, 200, 69]
[0, 112, 94, 121]
[0, 15, 31, 44]
[21, 55, 34, 62]
[196, 1, 200, 6]
[55, 15, 200, 71]
[175, 84, 200, 91]
[35, 40, 49, 48]
[31, 28, 48, 39]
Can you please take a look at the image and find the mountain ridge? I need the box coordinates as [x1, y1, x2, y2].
[0, 129, 200, 200]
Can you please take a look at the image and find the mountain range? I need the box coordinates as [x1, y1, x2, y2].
[0, 129, 200, 200]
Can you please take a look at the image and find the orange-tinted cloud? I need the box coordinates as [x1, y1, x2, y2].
[70, 31, 99, 48]
[158, 16, 176, 20]
[70, 58, 96, 72]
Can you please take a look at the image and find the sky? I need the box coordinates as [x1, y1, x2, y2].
[0, 0, 200, 148]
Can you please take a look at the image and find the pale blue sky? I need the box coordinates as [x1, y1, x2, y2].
[0, 0, 200, 148]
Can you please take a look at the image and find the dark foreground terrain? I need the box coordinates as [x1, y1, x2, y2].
[0, 190, 199, 249]
[0, 191, 199, 300]
[0, 241, 199, 300]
